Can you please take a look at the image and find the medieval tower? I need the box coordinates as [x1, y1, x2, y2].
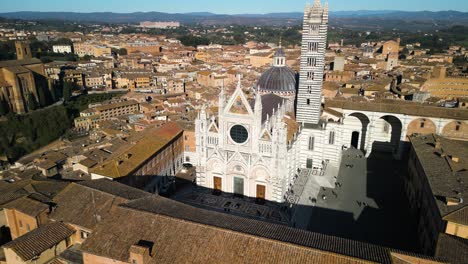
[296, 0, 328, 125]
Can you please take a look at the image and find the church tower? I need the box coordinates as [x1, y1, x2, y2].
[296, 1, 328, 125]
[15, 41, 32, 60]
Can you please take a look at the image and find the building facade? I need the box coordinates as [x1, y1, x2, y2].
[194, 1, 468, 204]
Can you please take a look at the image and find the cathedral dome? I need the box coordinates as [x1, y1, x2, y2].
[257, 47, 297, 94]
[257, 66, 297, 93]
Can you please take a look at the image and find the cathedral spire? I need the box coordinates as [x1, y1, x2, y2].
[254, 87, 262, 113]
[219, 80, 225, 109]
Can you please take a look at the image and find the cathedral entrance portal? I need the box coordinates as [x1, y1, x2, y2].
[351, 131, 360, 148]
[234, 177, 244, 197]
[213, 177, 222, 195]
[256, 184, 266, 204]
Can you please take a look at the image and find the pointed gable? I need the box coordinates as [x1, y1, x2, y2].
[261, 130, 271, 141]
[228, 95, 250, 115]
[224, 77, 254, 116]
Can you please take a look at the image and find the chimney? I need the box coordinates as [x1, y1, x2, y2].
[129, 240, 153, 264]
[446, 197, 463, 206]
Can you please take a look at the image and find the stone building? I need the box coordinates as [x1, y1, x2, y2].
[256, 45, 298, 103]
[0, 52, 53, 114]
[89, 122, 184, 193]
[194, 1, 468, 204]
[15, 41, 32, 60]
[405, 134, 468, 257]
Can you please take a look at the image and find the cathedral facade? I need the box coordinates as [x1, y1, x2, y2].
[195, 1, 332, 203]
[195, 1, 467, 203]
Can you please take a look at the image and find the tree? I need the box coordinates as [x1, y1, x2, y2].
[63, 82, 73, 102]
[118, 48, 128, 56]
[0, 96, 9, 115]
[27, 92, 38, 111]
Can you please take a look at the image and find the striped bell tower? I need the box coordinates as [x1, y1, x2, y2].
[296, 0, 328, 125]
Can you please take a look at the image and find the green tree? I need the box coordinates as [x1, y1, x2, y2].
[0, 96, 9, 115]
[118, 48, 128, 55]
[27, 92, 37, 111]
[63, 82, 72, 102]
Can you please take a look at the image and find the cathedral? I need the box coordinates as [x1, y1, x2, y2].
[195, 1, 465, 203]
[195, 1, 331, 203]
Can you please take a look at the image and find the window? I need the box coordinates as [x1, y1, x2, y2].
[307, 86, 313, 93]
[185, 146, 190, 151]
[132, 259, 137, 264]
[420, 122, 425, 128]
[19, 220, 23, 228]
[307, 57, 316, 67]
[80, 231, 89, 239]
[185, 135, 189, 140]
[308, 136, 315, 151]
[329, 131, 335, 145]
[306, 158, 313, 169]
[230, 125, 249, 144]
[308, 42, 319, 52]
[307, 99, 310, 105]
[185, 156, 190, 162]
[307, 72, 314, 80]
[26, 224, 30, 231]
[455, 122, 461, 131]
[309, 24, 319, 34]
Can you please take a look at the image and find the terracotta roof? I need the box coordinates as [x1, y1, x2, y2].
[409, 135, 468, 217]
[325, 99, 468, 120]
[0, 58, 42, 68]
[95, 100, 139, 112]
[2, 222, 75, 261]
[89, 122, 182, 178]
[49, 180, 148, 230]
[81, 196, 440, 264]
[81, 201, 366, 263]
[435, 233, 468, 264]
[443, 207, 468, 226]
[78, 179, 151, 200]
[3, 196, 49, 216]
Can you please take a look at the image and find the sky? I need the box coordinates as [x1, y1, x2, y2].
[0, 0, 467, 13]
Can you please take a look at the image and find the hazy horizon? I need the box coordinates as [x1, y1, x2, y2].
[1, 0, 467, 14]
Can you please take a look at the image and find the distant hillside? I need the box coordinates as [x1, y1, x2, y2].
[0, 10, 467, 28]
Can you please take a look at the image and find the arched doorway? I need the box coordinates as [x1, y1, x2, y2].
[351, 131, 360, 148]
[345, 112, 370, 151]
[372, 115, 403, 154]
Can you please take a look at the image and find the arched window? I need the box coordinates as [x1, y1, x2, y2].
[308, 136, 314, 150]
[329, 131, 335, 145]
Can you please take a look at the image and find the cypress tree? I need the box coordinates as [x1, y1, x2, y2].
[63, 82, 72, 102]
[0, 96, 9, 115]
[27, 92, 38, 111]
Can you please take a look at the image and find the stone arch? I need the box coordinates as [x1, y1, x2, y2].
[344, 112, 370, 150]
[250, 165, 271, 182]
[372, 115, 403, 153]
[406, 118, 437, 139]
[227, 161, 248, 176]
[442, 121, 468, 140]
[207, 158, 224, 173]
